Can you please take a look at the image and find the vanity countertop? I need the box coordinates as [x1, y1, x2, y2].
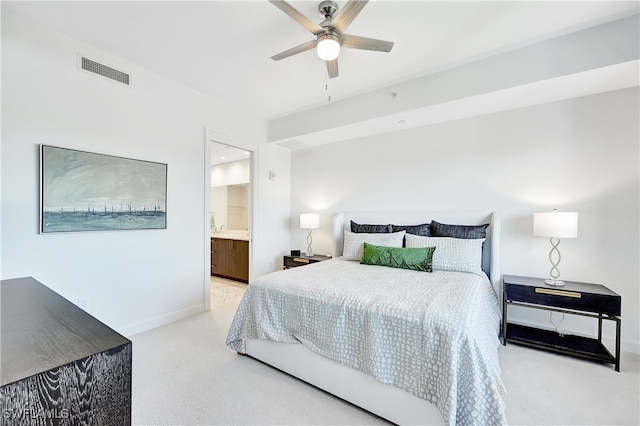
[211, 233, 249, 241]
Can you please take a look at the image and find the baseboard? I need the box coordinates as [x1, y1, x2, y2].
[118, 304, 204, 337]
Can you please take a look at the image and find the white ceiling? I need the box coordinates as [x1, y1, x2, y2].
[3, 0, 638, 126]
[210, 142, 251, 165]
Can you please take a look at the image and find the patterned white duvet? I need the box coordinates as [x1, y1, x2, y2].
[226, 258, 507, 425]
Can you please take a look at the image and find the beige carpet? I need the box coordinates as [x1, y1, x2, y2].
[130, 279, 640, 425]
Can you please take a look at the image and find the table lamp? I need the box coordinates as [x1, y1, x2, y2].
[533, 209, 578, 286]
[300, 213, 319, 257]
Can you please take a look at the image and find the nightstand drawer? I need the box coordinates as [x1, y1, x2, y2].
[504, 275, 621, 316]
[283, 254, 332, 269]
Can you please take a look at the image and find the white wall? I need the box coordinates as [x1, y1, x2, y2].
[211, 159, 250, 187]
[290, 88, 639, 353]
[255, 143, 292, 273]
[210, 186, 227, 231]
[1, 11, 291, 335]
[211, 159, 250, 231]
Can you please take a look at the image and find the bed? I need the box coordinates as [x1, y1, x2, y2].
[226, 211, 506, 425]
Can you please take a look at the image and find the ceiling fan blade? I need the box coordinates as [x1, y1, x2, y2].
[331, 0, 368, 33]
[269, 0, 324, 35]
[271, 39, 317, 61]
[326, 58, 339, 79]
[341, 34, 394, 52]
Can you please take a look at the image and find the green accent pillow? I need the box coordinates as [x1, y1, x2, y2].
[361, 243, 435, 272]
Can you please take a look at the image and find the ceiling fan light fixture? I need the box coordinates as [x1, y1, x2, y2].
[316, 33, 340, 60]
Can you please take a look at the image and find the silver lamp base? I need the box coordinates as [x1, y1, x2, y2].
[544, 237, 565, 287]
[544, 279, 565, 287]
[304, 229, 314, 258]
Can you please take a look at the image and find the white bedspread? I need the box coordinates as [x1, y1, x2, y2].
[226, 258, 506, 425]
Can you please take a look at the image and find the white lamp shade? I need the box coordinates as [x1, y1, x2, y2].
[316, 34, 340, 61]
[300, 213, 319, 230]
[533, 211, 578, 238]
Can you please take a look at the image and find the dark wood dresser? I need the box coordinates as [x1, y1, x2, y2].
[1, 277, 132, 424]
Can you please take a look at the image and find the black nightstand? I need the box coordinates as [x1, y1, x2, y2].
[503, 274, 621, 371]
[283, 254, 332, 269]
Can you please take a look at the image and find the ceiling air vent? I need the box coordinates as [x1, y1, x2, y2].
[79, 56, 130, 86]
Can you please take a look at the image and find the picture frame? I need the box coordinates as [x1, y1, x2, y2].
[40, 145, 167, 233]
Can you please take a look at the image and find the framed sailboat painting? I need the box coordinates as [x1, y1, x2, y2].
[40, 145, 167, 233]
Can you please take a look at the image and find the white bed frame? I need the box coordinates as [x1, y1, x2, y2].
[245, 211, 501, 425]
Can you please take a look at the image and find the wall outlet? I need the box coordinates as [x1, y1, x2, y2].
[77, 299, 87, 309]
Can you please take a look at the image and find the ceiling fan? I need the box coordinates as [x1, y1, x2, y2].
[270, 0, 394, 79]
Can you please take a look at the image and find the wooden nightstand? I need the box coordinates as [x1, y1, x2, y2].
[283, 254, 332, 269]
[503, 274, 621, 371]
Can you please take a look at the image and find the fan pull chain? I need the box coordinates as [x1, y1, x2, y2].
[325, 74, 331, 102]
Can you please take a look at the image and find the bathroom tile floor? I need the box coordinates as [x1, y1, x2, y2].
[210, 276, 247, 306]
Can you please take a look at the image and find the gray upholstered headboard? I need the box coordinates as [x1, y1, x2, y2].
[332, 211, 501, 299]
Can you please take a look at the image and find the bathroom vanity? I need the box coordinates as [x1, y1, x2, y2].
[211, 234, 249, 283]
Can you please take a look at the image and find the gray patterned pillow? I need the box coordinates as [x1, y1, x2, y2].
[391, 223, 431, 236]
[342, 230, 406, 261]
[430, 220, 489, 239]
[405, 234, 485, 275]
[350, 220, 392, 233]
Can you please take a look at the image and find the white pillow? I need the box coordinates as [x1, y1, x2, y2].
[342, 230, 406, 261]
[405, 234, 485, 275]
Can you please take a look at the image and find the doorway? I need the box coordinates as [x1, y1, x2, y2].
[205, 137, 253, 310]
